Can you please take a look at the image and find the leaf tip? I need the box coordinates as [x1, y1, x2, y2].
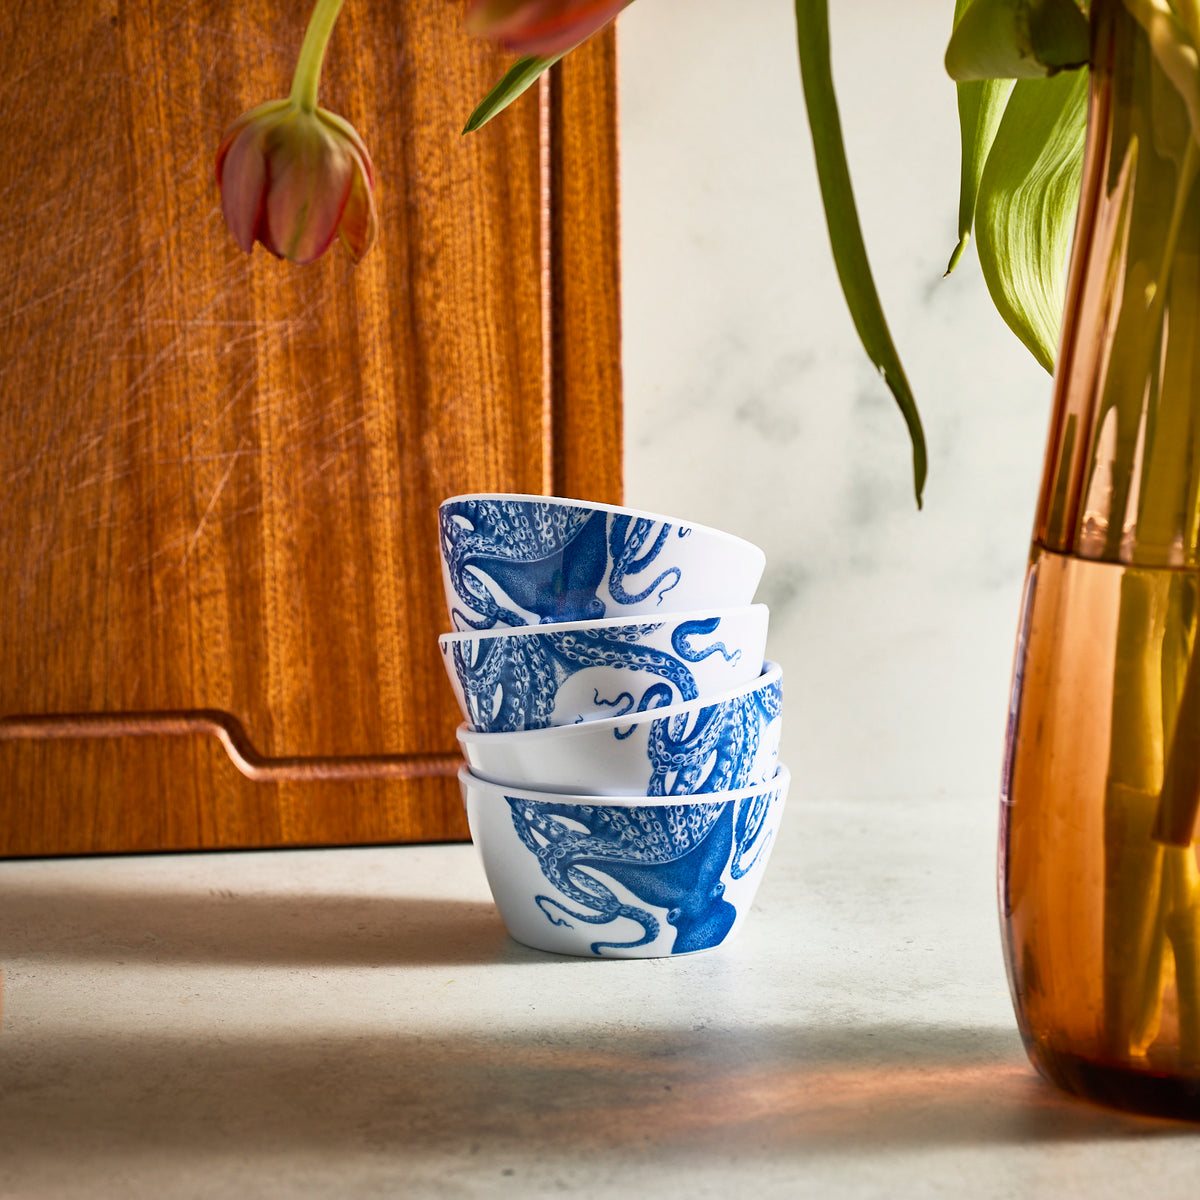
[944, 232, 970, 277]
[912, 448, 928, 510]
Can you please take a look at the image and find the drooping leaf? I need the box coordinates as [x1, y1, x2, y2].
[945, 0, 1090, 81]
[463, 53, 565, 133]
[948, 79, 1015, 273]
[946, 0, 1014, 274]
[975, 68, 1089, 372]
[794, 0, 927, 507]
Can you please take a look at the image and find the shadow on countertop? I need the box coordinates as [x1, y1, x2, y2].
[0, 1017, 1192, 1177]
[2, 868, 1197, 1192]
[0, 876, 518, 968]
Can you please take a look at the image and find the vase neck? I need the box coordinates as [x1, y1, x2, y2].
[1035, 0, 1200, 569]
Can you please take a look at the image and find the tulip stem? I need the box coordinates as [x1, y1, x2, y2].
[290, 0, 347, 113]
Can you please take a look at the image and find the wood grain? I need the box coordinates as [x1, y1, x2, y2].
[0, 1, 621, 856]
[549, 29, 624, 502]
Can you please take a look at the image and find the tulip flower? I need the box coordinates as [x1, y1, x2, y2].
[466, 0, 634, 56]
[462, 0, 635, 134]
[215, 0, 376, 264]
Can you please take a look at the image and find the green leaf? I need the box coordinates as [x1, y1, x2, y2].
[794, 0, 927, 507]
[946, 0, 1014, 274]
[945, 0, 1090, 81]
[948, 79, 1015, 274]
[463, 54, 565, 134]
[974, 68, 1088, 372]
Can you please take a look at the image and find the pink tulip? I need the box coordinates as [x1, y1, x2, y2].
[216, 99, 377, 265]
[466, 0, 634, 56]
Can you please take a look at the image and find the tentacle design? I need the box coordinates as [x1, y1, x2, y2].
[671, 617, 741, 665]
[452, 638, 560, 732]
[451, 623, 715, 732]
[440, 499, 607, 628]
[731, 792, 775, 880]
[441, 500, 704, 627]
[642, 674, 782, 796]
[608, 515, 682, 608]
[507, 777, 785, 955]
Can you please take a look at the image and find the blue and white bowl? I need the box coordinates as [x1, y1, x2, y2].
[439, 494, 766, 630]
[458, 662, 782, 796]
[461, 763, 790, 958]
[439, 604, 769, 732]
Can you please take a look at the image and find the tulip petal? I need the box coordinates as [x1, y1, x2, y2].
[317, 108, 376, 188]
[466, 0, 551, 38]
[216, 101, 292, 255]
[469, 0, 631, 55]
[216, 99, 290, 167]
[216, 100, 377, 266]
[263, 113, 353, 265]
[338, 150, 378, 262]
[217, 123, 269, 254]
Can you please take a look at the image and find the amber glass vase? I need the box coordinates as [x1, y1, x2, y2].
[1002, 0, 1200, 1117]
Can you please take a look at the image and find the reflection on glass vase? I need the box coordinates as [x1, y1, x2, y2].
[1002, 0, 1200, 1118]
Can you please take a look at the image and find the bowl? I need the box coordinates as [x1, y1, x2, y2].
[439, 604, 769, 732]
[461, 763, 790, 957]
[438, 493, 766, 630]
[457, 661, 782, 795]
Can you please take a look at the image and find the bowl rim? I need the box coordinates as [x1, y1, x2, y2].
[437, 602, 768, 646]
[459, 761, 790, 808]
[438, 493, 766, 562]
[456, 660, 782, 745]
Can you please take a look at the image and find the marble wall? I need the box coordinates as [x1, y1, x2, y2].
[619, 0, 1057, 805]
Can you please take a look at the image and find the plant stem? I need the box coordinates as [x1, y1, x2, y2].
[1145, 141, 1198, 319]
[1165, 846, 1200, 1065]
[289, 0, 347, 113]
[1103, 574, 1170, 1055]
[1123, 0, 1200, 146]
[1176, 0, 1200, 54]
[1137, 143, 1200, 848]
[1100, 43, 1200, 1056]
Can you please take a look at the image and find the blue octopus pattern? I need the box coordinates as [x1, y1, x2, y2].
[636, 673, 782, 796]
[449, 617, 742, 732]
[506, 784, 783, 955]
[440, 498, 688, 629]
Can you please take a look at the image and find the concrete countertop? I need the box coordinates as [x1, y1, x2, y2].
[3, 790, 1198, 1198]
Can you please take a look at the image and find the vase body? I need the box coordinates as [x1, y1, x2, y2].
[1002, 0, 1200, 1117]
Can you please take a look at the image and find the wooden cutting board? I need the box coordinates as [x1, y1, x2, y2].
[0, 2, 620, 856]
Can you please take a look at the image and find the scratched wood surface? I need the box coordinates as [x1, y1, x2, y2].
[0, 4, 621, 856]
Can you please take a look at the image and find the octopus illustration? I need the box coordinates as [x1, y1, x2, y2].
[440, 498, 686, 629]
[636, 674, 783, 796]
[450, 617, 742, 731]
[507, 787, 782, 955]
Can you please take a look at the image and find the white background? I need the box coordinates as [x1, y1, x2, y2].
[620, 0, 1055, 806]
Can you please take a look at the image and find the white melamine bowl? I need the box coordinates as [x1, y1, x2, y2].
[457, 662, 782, 796]
[438, 493, 766, 630]
[461, 764, 791, 958]
[439, 604, 768, 732]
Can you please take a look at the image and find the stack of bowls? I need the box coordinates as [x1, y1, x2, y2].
[438, 493, 789, 958]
